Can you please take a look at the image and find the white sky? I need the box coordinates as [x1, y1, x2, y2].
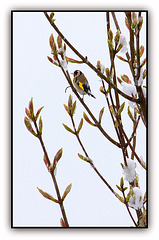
[1, 0, 159, 239]
[12, 11, 147, 228]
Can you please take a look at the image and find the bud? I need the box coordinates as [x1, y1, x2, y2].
[60, 218, 66, 227]
[62, 183, 72, 201]
[99, 107, 105, 124]
[105, 68, 110, 78]
[131, 20, 138, 30]
[68, 94, 73, 115]
[108, 39, 114, 52]
[49, 34, 55, 50]
[29, 98, 34, 118]
[71, 100, 76, 115]
[120, 177, 124, 188]
[141, 57, 146, 67]
[35, 106, 44, 120]
[142, 69, 146, 79]
[125, 17, 129, 29]
[121, 74, 131, 84]
[114, 30, 120, 45]
[50, 12, 55, 19]
[97, 60, 101, 71]
[140, 45, 144, 57]
[99, 86, 105, 94]
[77, 118, 83, 134]
[24, 117, 37, 137]
[139, 16, 143, 31]
[108, 29, 113, 41]
[117, 102, 125, 116]
[47, 56, 53, 63]
[132, 12, 137, 22]
[37, 187, 59, 203]
[78, 153, 90, 162]
[116, 55, 128, 62]
[83, 112, 95, 126]
[62, 123, 75, 134]
[57, 35, 62, 49]
[38, 116, 43, 135]
[127, 106, 134, 121]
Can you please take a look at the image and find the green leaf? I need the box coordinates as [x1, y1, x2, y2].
[83, 112, 95, 126]
[99, 107, 105, 124]
[77, 118, 83, 133]
[37, 187, 59, 203]
[24, 117, 37, 137]
[62, 123, 75, 134]
[117, 102, 125, 116]
[62, 183, 72, 201]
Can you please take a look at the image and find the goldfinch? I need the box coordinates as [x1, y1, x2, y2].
[72, 70, 96, 99]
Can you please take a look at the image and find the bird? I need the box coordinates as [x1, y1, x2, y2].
[72, 70, 96, 99]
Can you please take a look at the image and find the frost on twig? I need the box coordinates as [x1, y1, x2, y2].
[128, 187, 143, 210]
[118, 34, 128, 54]
[123, 158, 136, 183]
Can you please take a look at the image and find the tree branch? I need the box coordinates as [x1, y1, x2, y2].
[44, 11, 139, 104]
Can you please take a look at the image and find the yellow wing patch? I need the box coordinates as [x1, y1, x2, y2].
[78, 81, 84, 90]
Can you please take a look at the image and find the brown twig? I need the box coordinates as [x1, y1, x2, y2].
[55, 53, 121, 148]
[44, 11, 139, 104]
[69, 112, 120, 200]
[33, 119, 69, 227]
[122, 188, 138, 227]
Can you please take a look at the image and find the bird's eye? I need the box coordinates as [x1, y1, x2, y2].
[74, 70, 78, 76]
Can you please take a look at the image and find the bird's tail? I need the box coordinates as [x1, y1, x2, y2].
[90, 93, 96, 99]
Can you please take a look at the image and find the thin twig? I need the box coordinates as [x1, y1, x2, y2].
[44, 11, 139, 104]
[33, 119, 69, 227]
[56, 54, 121, 148]
[69, 113, 120, 199]
[122, 189, 138, 227]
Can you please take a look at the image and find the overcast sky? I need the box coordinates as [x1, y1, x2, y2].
[12, 11, 147, 228]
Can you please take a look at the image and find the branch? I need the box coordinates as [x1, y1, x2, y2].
[33, 119, 69, 227]
[56, 55, 121, 148]
[67, 110, 121, 200]
[44, 11, 139, 104]
[122, 187, 138, 227]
